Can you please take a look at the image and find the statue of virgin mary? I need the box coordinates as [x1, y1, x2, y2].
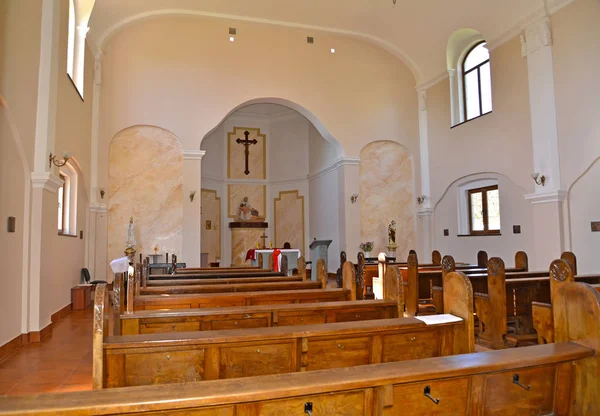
[126, 216, 136, 248]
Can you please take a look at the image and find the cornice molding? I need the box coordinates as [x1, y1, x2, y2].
[416, 208, 434, 217]
[31, 172, 63, 193]
[524, 190, 566, 204]
[183, 150, 206, 160]
[89, 203, 108, 213]
[307, 157, 360, 181]
[416, 71, 448, 92]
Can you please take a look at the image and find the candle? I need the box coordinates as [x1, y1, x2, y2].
[269, 241, 273, 249]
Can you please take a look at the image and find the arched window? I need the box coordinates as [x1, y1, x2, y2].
[462, 42, 492, 121]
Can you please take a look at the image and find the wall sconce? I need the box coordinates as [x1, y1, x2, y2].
[100, 188, 105, 199]
[531, 173, 546, 186]
[350, 194, 358, 204]
[417, 195, 428, 205]
[189, 190, 196, 202]
[49, 152, 71, 168]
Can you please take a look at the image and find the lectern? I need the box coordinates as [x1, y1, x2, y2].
[309, 239, 332, 276]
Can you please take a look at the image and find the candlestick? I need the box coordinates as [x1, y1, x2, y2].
[269, 241, 273, 249]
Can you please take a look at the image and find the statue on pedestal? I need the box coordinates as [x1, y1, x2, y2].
[125, 216, 137, 262]
[386, 220, 398, 258]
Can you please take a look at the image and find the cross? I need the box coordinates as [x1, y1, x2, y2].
[236, 131, 258, 175]
[260, 233, 268, 249]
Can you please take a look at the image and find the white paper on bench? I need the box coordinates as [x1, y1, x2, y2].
[415, 314, 463, 325]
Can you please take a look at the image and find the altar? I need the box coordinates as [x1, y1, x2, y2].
[248, 249, 301, 274]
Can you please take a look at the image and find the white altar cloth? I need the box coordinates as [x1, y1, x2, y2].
[251, 249, 301, 273]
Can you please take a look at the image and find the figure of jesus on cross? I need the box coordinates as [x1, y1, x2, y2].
[236, 131, 258, 175]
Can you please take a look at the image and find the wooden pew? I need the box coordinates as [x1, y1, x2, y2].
[532, 258, 578, 344]
[3, 281, 598, 415]
[92, 271, 474, 389]
[118, 262, 402, 335]
[144, 256, 307, 288]
[473, 258, 600, 349]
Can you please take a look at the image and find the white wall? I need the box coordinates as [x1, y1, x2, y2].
[308, 124, 344, 271]
[552, 0, 600, 272]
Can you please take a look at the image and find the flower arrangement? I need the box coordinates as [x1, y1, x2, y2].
[359, 241, 374, 253]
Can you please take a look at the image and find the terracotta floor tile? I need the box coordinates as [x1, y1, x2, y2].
[1, 307, 94, 396]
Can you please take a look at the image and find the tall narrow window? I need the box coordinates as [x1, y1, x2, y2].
[67, 0, 76, 80]
[463, 42, 492, 121]
[58, 174, 66, 233]
[468, 185, 500, 235]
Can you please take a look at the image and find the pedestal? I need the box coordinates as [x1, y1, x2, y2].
[386, 243, 398, 259]
[229, 221, 268, 266]
[309, 239, 333, 273]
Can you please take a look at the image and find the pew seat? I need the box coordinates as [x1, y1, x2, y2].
[2, 342, 594, 415]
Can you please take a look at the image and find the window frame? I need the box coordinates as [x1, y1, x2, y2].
[461, 41, 492, 122]
[467, 185, 500, 236]
[58, 174, 66, 234]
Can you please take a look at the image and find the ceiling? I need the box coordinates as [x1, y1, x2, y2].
[87, 0, 569, 84]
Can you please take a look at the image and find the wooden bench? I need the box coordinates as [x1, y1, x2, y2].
[3, 281, 598, 415]
[472, 257, 600, 349]
[532, 258, 599, 344]
[117, 262, 401, 335]
[92, 271, 474, 389]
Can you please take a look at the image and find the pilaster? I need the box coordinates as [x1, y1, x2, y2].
[521, 17, 566, 269]
[416, 88, 433, 261]
[183, 150, 205, 266]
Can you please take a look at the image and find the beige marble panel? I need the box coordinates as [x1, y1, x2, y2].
[228, 127, 266, 179]
[228, 184, 266, 219]
[108, 126, 183, 276]
[274, 191, 305, 250]
[231, 228, 265, 266]
[201, 189, 221, 262]
[359, 141, 415, 259]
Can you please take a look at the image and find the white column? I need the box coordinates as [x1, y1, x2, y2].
[28, 0, 61, 334]
[183, 150, 205, 266]
[86, 51, 104, 272]
[416, 89, 434, 260]
[521, 17, 566, 269]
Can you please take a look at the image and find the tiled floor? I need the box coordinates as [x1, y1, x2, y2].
[0, 307, 93, 396]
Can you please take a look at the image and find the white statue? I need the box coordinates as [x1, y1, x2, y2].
[238, 197, 256, 221]
[126, 216, 136, 248]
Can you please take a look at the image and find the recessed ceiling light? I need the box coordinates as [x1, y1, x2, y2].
[230, 36, 235, 42]
[330, 48, 336, 54]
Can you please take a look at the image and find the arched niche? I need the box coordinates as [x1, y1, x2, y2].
[107, 125, 183, 273]
[567, 157, 600, 274]
[359, 141, 415, 258]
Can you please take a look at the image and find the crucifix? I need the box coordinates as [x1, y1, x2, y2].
[260, 233, 268, 249]
[236, 131, 258, 175]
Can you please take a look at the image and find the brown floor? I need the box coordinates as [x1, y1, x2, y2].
[0, 307, 94, 396]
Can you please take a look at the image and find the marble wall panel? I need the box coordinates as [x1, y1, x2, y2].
[201, 189, 221, 262]
[108, 126, 183, 276]
[228, 127, 266, 180]
[231, 228, 265, 266]
[274, 191, 305, 250]
[228, 184, 266, 219]
[359, 141, 415, 259]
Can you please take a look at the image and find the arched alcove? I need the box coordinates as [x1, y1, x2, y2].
[359, 141, 415, 258]
[567, 157, 600, 274]
[108, 125, 183, 274]
[432, 172, 533, 264]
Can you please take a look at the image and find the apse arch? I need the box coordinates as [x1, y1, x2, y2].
[200, 97, 344, 157]
[93, 9, 422, 83]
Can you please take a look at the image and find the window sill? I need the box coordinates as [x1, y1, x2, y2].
[457, 234, 502, 237]
[451, 111, 492, 129]
[58, 232, 78, 238]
